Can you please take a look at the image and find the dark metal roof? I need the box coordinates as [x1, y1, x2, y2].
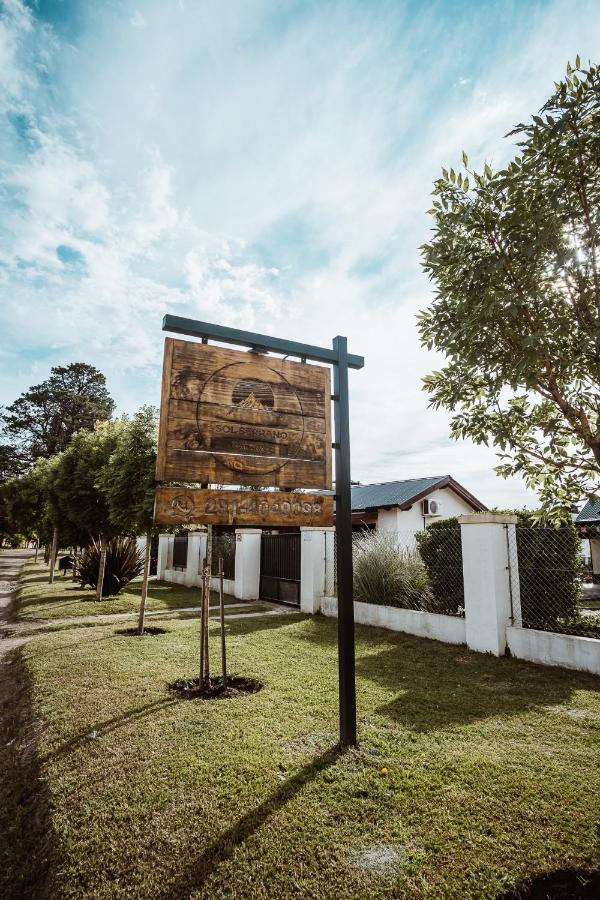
[576, 499, 600, 524]
[351, 476, 486, 513]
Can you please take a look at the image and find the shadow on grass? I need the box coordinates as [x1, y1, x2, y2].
[157, 745, 342, 899]
[41, 696, 179, 764]
[499, 868, 600, 899]
[356, 642, 599, 732]
[0, 646, 59, 900]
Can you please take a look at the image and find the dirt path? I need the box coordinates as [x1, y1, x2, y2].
[0, 549, 35, 655]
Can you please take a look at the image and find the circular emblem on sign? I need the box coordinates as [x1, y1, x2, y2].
[196, 361, 304, 476]
[170, 492, 194, 519]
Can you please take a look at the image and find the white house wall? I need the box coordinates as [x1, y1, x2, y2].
[376, 487, 477, 540]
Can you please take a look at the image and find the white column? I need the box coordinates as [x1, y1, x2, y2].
[185, 533, 204, 587]
[234, 529, 261, 600]
[157, 534, 170, 579]
[459, 513, 518, 656]
[300, 527, 334, 613]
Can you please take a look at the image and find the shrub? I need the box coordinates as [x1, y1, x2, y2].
[415, 520, 464, 615]
[352, 530, 431, 609]
[77, 537, 144, 597]
[415, 512, 583, 624]
[515, 518, 581, 626]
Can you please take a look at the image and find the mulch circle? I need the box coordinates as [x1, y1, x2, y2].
[169, 675, 263, 700]
[115, 626, 168, 637]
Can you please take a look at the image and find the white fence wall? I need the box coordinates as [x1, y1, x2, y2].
[321, 596, 466, 645]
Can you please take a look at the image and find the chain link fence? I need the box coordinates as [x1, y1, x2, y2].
[324, 525, 465, 617]
[507, 525, 600, 639]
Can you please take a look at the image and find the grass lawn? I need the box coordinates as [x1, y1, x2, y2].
[16, 560, 239, 620]
[1, 606, 599, 899]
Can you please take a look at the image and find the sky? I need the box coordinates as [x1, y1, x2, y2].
[1, 0, 599, 508]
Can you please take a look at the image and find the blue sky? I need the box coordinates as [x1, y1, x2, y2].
[1, 0, 599, 507]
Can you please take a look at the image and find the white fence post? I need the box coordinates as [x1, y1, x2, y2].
[458, 513, 518, 656]
[185, 532, 205, 587]
[157, 534, 170, 579]
[234, 529, 261, 600]
[300, 527, 334, 613]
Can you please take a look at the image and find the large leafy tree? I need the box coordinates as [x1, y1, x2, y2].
[98, 407, 158, 632]
[53, 420, 124, 598]
[419, 58, 600, 516]
[1, 362, 114, 465]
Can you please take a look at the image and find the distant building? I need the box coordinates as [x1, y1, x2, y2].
[351, 475, 487, 536]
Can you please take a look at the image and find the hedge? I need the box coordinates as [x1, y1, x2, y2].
[415, 512, 583, 625]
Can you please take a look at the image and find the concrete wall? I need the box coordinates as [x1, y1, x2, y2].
[507, 626, 600, 676]
[321, 596, 466, 645]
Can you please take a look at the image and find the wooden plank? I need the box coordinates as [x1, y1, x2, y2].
[171, 340, 328, 390]
[166, 420, 327, 462]
[156, 337, 175, 481]
[168, 398, 327, 435]
[162, 451, 329, 490]
[156, 338, 332, 489]
[154, 487, 334, 527]
[170, 371, 327, 418]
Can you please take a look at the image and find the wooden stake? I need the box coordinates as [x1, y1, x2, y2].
[203, 526, 213, 686]
[199, 558, 207, 685]
[137, 527, 152, 635]
[96, 536, 108, 601]
[48, 527, 58, 584]
[219, 557, 227, 690]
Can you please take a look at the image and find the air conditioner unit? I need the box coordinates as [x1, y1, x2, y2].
[422, 498, 442, 516]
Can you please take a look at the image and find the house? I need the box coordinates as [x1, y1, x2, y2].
[351, 475, 487, 536]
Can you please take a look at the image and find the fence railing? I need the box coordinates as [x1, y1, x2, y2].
[324, 527, 465, 617]
[507, 525, 599, 640]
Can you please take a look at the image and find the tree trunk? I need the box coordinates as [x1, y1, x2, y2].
[34, 539, 39, 563]
[96, 536, 108, 601]
[137, 527, 152, 635]
[48, 527, 58, 584]
[219, 557, 227, 689]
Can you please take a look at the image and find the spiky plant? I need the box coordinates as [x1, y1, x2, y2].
[77, 537, 144, 597]
[352, 530, 432, 609]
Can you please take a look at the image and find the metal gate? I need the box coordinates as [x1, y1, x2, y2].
[260, 533, 301, 606]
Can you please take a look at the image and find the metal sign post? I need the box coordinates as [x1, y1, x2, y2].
[160, 315, 363, 747]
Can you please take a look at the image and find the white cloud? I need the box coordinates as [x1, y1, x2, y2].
[130, 11, 147, 29]
[2, 0, 599, 508]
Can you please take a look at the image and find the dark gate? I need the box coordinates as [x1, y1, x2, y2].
[260, 533, 301, 606]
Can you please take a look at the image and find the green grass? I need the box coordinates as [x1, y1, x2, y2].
[1, 603, 599, 899]
[16, 561, 241, 620]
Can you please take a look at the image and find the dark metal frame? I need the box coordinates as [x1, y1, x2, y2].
[260, 532, 301, 607]
[162, 314, 363, 747]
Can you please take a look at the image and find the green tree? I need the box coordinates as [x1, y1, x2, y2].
[53, 420, 124, 598]
[98, 407, 158, 632]
[2, 362, 115, 465]
[419, 58, 600, 518]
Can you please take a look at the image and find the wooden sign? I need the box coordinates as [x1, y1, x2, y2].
[154, 487, 334, 527]
[156, 338, 332, 489]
